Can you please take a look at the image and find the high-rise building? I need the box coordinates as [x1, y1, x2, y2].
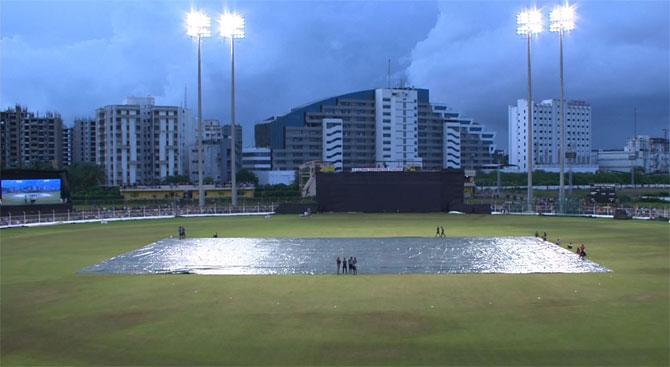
[0, 105, 30, 168]
[21, 112, 63, 168]
[62, 127, 73, 166]
[72, 118, 97, 164]
[0, 106, 63, 168]
[96, 104, 141, 185]
[508, 99, 596, 172]
[255, 88, 497, 171]
[374, 89, 421, 169]
[96, 97, 183, 186]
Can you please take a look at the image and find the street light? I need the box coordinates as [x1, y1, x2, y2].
[550, 3, 576, 214]
[517, 8, 543, 213]
[186, 10, 211, 209]
[218, 12, 245, 208]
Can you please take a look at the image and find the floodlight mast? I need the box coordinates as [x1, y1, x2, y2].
[218, 12, 245, 208]
[186, 11, 211, 209]
[516, 8, 543, 213]
[550, 4, 576, 215]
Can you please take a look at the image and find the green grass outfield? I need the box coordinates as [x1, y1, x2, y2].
[1, 214, 668, 366]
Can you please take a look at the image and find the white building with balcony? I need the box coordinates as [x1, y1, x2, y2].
[508, 99, 597, 173]
[322, 118, 343, 172]
[374, 88, 422, 169]
[96, 96, 183, 186]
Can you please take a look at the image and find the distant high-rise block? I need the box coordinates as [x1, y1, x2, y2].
[96, 97, 184, 186]
[0, 105, 29, 168]
[0, 105, 63, 168]
[375, 89, 421, 169]
[508, 99, 596, 172]
[72, 118, 97, 164]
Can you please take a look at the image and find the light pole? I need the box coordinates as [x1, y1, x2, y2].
[550, 3, 576, 214]
[186, 11, 211, 209]
[218, 12, 245, 208]
[517, 8, 543, 212]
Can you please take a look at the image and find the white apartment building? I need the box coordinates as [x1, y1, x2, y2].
[96, 97, 182, 186]
[508, 99, 597, 173]
[374, 88, 422, 169]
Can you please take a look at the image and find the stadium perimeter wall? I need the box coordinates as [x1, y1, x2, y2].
[316, 171, 466, 213]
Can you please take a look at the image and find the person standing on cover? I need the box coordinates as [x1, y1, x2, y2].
[336, 257, 342, 274]
[342, 257, 348, 274]
[352, 257, 358, 275]
[440, 226, 446, 238]
[435, 226, 440, 237]
[348, 257, 354, 274]
[578, 244, 587, 257]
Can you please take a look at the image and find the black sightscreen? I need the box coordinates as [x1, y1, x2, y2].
[316, 171, 464, 213]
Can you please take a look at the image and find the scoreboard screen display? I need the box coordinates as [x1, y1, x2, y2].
[589, 184, 617, 204]
[1, 179, 63, 206]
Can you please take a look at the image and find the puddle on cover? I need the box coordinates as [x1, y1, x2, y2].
[80, 237, 610, 275]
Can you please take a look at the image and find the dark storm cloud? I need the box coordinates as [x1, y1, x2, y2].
[1, 0, 438, 146]
[1, 1, 668, 149]
[407, 1, 669, 149]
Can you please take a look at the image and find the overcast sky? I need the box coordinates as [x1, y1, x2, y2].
[1, 0, 668, 149]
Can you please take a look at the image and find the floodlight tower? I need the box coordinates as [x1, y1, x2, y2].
[218, 12, 245, 207]
[186, 11, 211, 209]
[517, 8, 543, 212]
[550, 3, 576, 214]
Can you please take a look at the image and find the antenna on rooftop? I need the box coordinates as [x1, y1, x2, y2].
[633, 107, 637, 138]
[387, 58, 391, 89]
[183, 85, 188, 109]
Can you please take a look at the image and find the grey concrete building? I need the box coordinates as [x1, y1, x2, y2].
[72, 118, 97, 164]
[62, 127, 73, 166]
[186, 120, 242, 184]
[0, 105, 30, 168]
[21, 112, 63, 168]
[0, 106, 63, 168]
